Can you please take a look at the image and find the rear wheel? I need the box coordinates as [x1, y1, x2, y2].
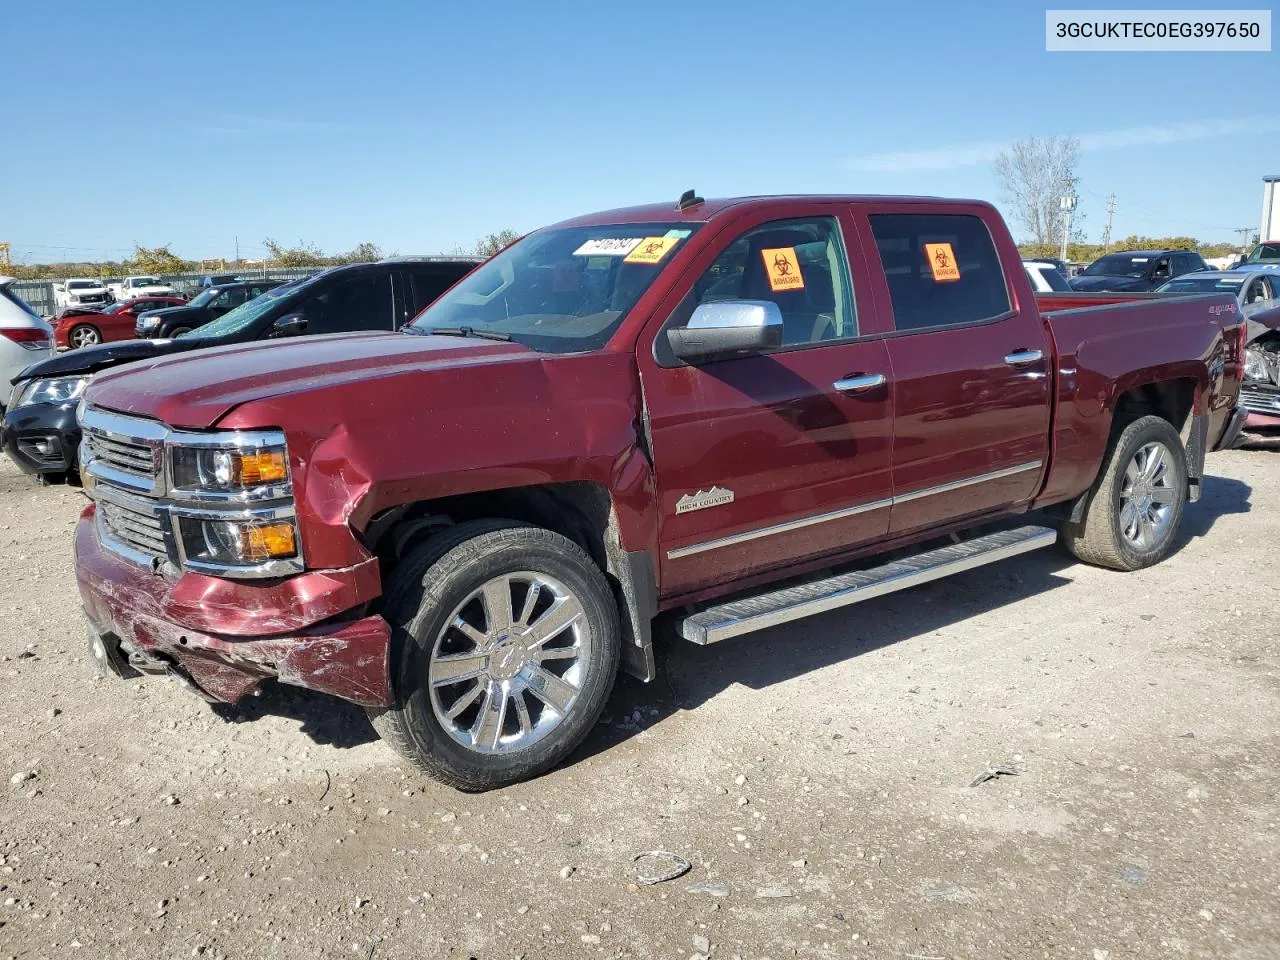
[1062, 415, 1188, 571]
[68, 324, 101, 348]
[368, 520, 620, 791]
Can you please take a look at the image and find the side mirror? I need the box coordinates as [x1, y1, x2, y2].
[667, 300, 784, 363]
[272, 312, 308, 337]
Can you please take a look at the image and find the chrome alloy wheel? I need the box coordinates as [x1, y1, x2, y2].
[428, 572, 592, 755]
[71, 326, 100, 347]
[1119, 440, 1178, 549]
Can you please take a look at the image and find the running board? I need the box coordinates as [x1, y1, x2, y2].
[678, 524, 1057, 645]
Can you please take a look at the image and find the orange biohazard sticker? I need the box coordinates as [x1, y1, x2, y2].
[624, 236, 681, 265]
[924, 242, 961, 282]
[761, 247, 804, 292]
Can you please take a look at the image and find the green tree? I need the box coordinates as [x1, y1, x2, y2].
[331, 241, 383, 265]
[473, 229, 521, 258]
[129, 245, 192, 275]
[263, 238, 326, 267]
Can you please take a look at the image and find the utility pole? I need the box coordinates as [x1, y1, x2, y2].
[1101, 193, 1116, 252]
[1059, 195, 1078, 264]
[1235, 227, 1253, 255]
[234, 235, 240, 266]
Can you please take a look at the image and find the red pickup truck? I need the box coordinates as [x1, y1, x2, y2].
[73, 194, 1245, 790]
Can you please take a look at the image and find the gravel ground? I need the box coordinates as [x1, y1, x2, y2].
[0, 450, 1277, 960]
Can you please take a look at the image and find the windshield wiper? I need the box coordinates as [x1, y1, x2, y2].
[426, 326, 512, 342]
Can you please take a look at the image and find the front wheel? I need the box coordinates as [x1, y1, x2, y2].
[167, 326, 193, 338]
[368, 520, 621, 791]
[1062, 414, 1188, 571]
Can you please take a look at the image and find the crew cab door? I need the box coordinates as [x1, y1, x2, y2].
[856, 205, 1051, 534]
[638, 206, 894, 597]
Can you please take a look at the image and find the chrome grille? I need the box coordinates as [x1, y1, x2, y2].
[97, 493, 169, 563]
[1240, 384, 1280, 416]
[86, 432, 157, 477]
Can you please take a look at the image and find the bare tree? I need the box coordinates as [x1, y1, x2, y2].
[994, 137, 1080, 246]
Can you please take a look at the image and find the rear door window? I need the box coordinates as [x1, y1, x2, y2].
[304, 273, 394, 334]
[406, 266, 470, 319]
[868, 214, 1011, 332]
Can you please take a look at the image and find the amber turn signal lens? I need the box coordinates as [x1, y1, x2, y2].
[234, 450, 288, 486]
[240, 522, 297, 562]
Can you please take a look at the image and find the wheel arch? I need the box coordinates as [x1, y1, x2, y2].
[365, 481, 657, 681]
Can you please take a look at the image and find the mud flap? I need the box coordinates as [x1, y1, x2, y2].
[1185, 413, 1208, 503]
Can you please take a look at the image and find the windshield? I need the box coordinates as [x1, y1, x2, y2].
[101, 302, 124, 314]
[1245, 243, 1280, 263]
[410, 224, 699, 352]
[67, 280, 99, 290]
[1159, 276, 1245, 293]
[1084, 254, 1157, 278]
[188, 289, 219, 307]
[180, 276, 312, 339]
[130, 276, 160, 286]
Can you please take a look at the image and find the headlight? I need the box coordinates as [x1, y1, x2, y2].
[12, 375, 89, 409]
[138, 315, 160, 329]
[164, 429, 301, 573]
[175, 514, 300, 569]
[169, 433, 290, 498]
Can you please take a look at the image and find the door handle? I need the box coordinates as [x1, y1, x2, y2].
[833, 373, 886, 394]
[1004, 349, 1044, 367]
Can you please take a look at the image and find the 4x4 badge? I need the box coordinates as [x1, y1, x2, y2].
[675, 486, 735, 514]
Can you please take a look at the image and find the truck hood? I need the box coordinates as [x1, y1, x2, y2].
[86, 332, 530, 428]
[12, 337, 197, 385]
[1069, 274, 1150, 292]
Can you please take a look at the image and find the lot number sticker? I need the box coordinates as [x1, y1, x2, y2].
[924, 243, 961, 282]
[624, 237, 681, 265]
[761, 247, 804, 292]
[574, 237, 643, 257]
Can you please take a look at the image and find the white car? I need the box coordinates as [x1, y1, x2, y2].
[0, 278, 55, 409]
[107, 275, 177, 301]
[1022, 260, 1072, 293]
[54, 278, 111, 310]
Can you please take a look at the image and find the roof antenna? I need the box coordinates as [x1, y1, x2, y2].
[677, 189, 704, 212]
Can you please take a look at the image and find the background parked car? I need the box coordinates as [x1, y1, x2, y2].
[2, 257, 479, 479]
[106, 275, 178, 301]
[1070, 249, 1207, 292]
[1239, 242, 1280, 267]
[53, 278, 111, 310]
[0, 278, 54, 411]
[1022, 260, 1072, 293]
[55, 296, 187, 349]
[1155, 269, 1279, 318]
[136, 279, 286, 338]
[200, 273, 242, 288]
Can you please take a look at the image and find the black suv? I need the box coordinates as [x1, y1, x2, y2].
[1070, 249, 1207, 292]
[137, 279, 287, 338]
[2, 258, 479, 480]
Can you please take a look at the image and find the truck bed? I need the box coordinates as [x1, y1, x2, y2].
[1034, 292, 1243, 508]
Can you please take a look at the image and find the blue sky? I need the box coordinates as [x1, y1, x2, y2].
[2, 0, 1276, 263]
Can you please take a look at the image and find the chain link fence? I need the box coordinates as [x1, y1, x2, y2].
[9, 267, 326, 319]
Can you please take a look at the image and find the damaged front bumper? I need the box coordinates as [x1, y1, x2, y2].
[74, 504, 393, 707]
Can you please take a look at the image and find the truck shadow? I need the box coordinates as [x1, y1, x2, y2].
[574, 472, 1252, 768]
[205, 474, 1251, 758]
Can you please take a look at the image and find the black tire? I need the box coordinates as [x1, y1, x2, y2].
[368, 520, 621, 791]
[167, 326, 193, 337]
[68, 324, 101, 349]
[1061, 415, 1188, 571]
